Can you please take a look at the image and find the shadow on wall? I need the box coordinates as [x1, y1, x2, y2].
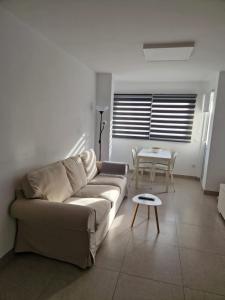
[65, 134, 87, 158]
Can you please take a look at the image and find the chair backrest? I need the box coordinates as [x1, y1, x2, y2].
[131, 147, 138, 168]
[170, 151, 178, 170]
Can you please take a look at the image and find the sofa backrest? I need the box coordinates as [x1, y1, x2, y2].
[62, 155, 87, 194]
[23, 161, 73, 202]
[20, 149, 99, 202]
[80, 149, 98, 182]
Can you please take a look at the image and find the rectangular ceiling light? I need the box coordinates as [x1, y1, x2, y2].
[143, 42, 195, 62]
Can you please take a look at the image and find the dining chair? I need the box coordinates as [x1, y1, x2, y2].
[151, 151, 177, 192]
[131, 147, 153, 180]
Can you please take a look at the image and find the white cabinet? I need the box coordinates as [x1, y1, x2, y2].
[218, 184, 225, 220]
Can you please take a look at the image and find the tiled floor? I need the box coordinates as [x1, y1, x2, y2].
[1, 175, 225, 300]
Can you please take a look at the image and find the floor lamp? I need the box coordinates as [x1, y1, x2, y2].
[96, 106, 108, 161]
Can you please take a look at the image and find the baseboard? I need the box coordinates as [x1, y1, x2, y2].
[173, 174, 200, 180]
[203, 190, 219, 196]
[129, 169, 199, 180]
[0, 249, 14, 269]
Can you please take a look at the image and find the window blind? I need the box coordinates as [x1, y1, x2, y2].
[150, 94, 196, 142]
[112, 94, 152, 139]
[112, 93, 197, 142]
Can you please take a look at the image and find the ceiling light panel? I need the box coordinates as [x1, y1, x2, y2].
[143, 42, 195, 62]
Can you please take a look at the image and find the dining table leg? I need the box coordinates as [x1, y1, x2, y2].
[151, 165, 156, 182]
[165, 169, 169, 192]
[135, 157, 139, 189]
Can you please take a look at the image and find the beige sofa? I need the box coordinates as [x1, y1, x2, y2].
[10, 149, 127, 268]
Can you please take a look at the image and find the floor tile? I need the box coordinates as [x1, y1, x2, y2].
[184, 288, 225, 300]
[177, 223, 225, 255]
[0, 281, 34, 300]
[0, 253, 58, 296]
[39, 266, 118, 300]
[180, 248, 225, 295]
[121, 238, 182, 285]
[114, 273, 184, 300]
[95, 226, 130, 271]
[176, 201, 223, 230]
[130, 218, 178, 246]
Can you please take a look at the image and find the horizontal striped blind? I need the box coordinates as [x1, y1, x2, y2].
[112, 93, 197, 142]
[150, 94, 197, 142]
[113, 94, 152, 139]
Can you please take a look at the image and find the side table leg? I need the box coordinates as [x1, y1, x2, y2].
[131, 204, 139, 228]
[148, 206, 150, 220]
[154, 206, 160, 233]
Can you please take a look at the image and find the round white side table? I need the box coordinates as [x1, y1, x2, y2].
[131, 193, 162, 233]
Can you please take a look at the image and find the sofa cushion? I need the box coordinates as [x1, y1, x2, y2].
[26, 161, 73, 202]
[88, 174, 127, 192]
[74, 185, 120, 207]
[64, 197, 111, 227]
[62, 156, 87, 194]
[80, 149, 98, 182]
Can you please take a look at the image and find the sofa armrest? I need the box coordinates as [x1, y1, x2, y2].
[99, 161, 129, 176]
[10, 199, 96, 232]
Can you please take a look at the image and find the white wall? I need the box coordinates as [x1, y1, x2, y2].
[203, 71, 225, 191]
[95, 73, 113, 161]
[111, 81, 207, 177]
[0, 7, 96, 257]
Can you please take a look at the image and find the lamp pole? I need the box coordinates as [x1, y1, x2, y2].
[96, 105, 108, 161]
[98, 110, 103, 161]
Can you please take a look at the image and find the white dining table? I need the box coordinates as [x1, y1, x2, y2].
[135, 148, 172, 191]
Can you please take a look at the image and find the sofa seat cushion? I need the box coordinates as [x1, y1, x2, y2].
[74, 185, 120, 207]
[62, 156, 87, 194]
[64, 197, 111, 226]
[26, 161, 73, 202]
[80, 149, 98, 182]
[88, 174, 127, 192]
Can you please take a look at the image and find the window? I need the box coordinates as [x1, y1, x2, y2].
[112, 93, 197, 142]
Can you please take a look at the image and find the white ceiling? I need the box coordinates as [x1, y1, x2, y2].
[1, 0, 225, 82]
